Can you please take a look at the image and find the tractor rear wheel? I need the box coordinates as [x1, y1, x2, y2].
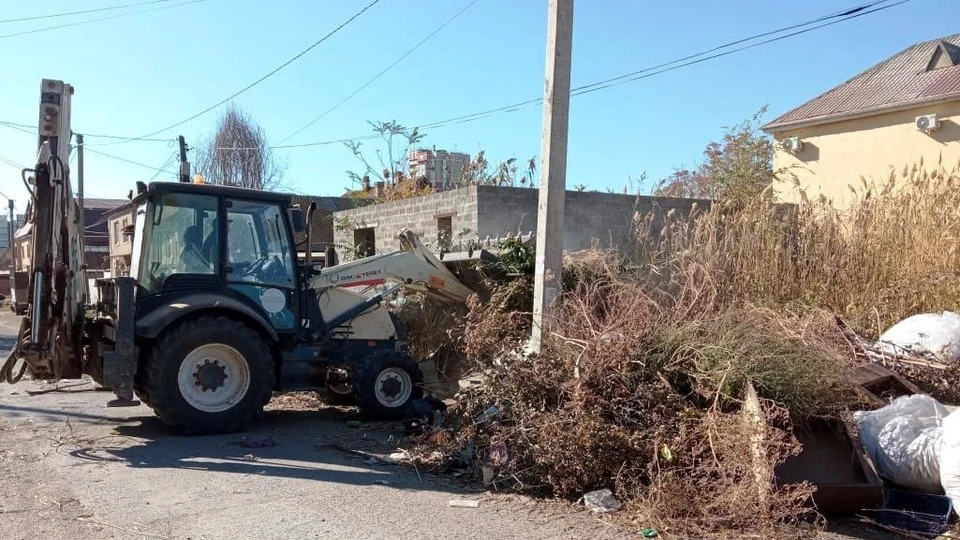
[142, 316, 275, 435]
[352, 350, 423, 420]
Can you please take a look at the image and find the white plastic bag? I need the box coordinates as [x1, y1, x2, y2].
[853, 394, 948, 493]
[940, 409, 960, 516]
[879, 311, 960, 363]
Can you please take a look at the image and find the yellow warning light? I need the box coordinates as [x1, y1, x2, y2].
[193, 174, 206, 184]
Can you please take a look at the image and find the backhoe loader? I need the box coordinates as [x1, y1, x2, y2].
[1, 79, 484, 434]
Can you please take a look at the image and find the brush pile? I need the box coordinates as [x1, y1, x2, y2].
[398, 163, 960, 537]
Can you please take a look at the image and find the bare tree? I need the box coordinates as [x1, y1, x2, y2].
[196, 105, 285, 190]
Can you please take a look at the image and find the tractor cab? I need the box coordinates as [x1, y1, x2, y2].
[128, 182, 308, 337]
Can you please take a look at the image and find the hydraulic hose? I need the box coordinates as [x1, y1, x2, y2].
[0, 349, 27, 384]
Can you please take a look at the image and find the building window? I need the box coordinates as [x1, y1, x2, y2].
[113, 221, 119, 245]
[354, 227, 376, 258]
[437, 216, 452, 250]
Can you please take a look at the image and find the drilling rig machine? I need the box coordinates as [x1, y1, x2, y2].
[1, 79, 480, 434]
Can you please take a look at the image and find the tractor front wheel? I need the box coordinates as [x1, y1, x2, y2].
[142, 316, 275, 435]
[352, 351, 423, 420]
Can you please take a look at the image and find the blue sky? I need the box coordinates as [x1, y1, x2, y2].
[0, 0, 955, 215]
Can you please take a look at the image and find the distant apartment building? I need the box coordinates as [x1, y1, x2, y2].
[0, 213, 26, 251]
[408, 148, 470, 191]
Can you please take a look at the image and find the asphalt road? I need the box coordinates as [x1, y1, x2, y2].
[0, 310, 914, 540]
[0, 311, 632, 540]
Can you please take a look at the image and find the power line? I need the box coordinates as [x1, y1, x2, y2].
[149, 152, 179, 181]
[0, 155, 24, 170]
[0, 0, 206, 39]
[83, 147, 177, 175]
[408, 0, 911, 131]
[255, 0, 909, 151]
[0, 0, 173, 24]
[105, 0, 385, 146]
[0, 121, 174, 145]
[571, 0, 912, 98]
[0, 121, 35, 136]
[280, 0, 482, 144]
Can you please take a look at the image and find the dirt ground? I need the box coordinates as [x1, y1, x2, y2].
[0, 310, 911, 540]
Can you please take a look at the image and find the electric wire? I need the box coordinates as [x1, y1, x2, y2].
[83, 146, 178, 175]
[280, 0, 482, 144]
[412, 0, 912, 130]
[102, 0, 385, 145]
[0, 0, 174, 24]
[0, 0, 207, 39]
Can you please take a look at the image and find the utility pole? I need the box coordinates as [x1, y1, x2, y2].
[76, 134, 84, 227]
[0, 194, 13, 270]
[530, 0, 574, 353]
[178, 135, 190, 183]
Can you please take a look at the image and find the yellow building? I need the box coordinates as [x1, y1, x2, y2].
[763, 34, 960, 208]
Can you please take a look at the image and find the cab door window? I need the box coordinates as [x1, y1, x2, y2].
[226, 200, 295, 288]
[140, 193, 219, 292]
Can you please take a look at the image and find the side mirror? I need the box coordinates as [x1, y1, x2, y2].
[290, 206, 307, 233]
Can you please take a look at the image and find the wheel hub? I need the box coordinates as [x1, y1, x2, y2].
[194, 359, 228, 391]
[379, 375, 403, 400]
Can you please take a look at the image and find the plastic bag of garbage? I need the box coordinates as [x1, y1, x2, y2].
[940, 409, 960, 516]
[879, 311, 960, 363]
[853, 394, 949, 493]
[580, 489, 622, 513]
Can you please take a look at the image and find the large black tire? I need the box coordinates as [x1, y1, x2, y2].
[352, 350, 423, 420]
[142, 316, 275, 435]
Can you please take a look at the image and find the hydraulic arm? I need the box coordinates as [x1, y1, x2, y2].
[2, 79, 87, 383]
[309, 229, 475, 303]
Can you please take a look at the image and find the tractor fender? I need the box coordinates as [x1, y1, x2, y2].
[136, 293, 279, 343]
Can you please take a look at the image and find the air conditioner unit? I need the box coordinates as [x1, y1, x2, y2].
[916, 114, 940, 132]
[782, 136, 802, 153]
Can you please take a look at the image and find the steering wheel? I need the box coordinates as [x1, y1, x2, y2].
[242, 256, 270, 277]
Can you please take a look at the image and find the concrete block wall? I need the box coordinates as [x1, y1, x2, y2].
[332, 186, 480, 256]
[475, 186, 710, 251]
[332, 184, 711, 258]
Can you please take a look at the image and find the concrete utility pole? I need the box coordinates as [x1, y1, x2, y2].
[0, 193, 13, 268]
[530, 0, 574, 353]
[76, 134, 84, 227]
[178, 135, 190, 183]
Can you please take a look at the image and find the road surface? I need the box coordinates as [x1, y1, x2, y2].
[0, 310, 908, 539]
[0, 310, 632, 540]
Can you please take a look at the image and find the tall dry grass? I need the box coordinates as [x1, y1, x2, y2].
[632, 162, 960, 335]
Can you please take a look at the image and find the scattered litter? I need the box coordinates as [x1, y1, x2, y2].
[387, 452, 409, 463]
[404, 397, 447, 435]
[879, 311, 960, 364]
[487, 440, 509, 467]
[240, 435, 277, 448]
[345, 420, 364, 428]
[641, 528, 659, 538]
[243, 454, 258, 462]
[373, 479, 394, 486]
[580, 489, 622, 513]
[479, 405, 500, 422]
[854, 395, 948, 493]
[482, 466, 495, 486]
[871, 488, 953, 537]
[940, 409, 960, 517]
[449, 499, 480, 508]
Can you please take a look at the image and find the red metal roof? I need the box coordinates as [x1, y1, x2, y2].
[764, 33, 960, 131]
